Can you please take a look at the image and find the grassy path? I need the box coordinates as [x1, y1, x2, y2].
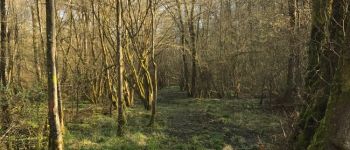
[65, 87, 286, 150]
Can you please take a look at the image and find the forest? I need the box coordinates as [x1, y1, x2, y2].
[0, 0, 349, 149]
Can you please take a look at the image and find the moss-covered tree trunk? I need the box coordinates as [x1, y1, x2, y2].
[0, 1, 11, 148]
[46, 0, 64, 149]
[0, 0, 6, 86]
[294, 1, 331, 147]
[307, 1, 350, 149]
[187, 0, 197, 97]
[294, 0, 350, 149]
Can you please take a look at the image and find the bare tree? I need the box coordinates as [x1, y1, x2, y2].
[0, 0, 6, 86]
[46, 0, 63, 149]
[116, 0, 125, 136]
[149, 0, 158, 126]
[31, 4, 42, 81]
[0, 0, 11, 148]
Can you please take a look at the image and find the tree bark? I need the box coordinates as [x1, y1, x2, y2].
[36, 0, 45, 77]
[294, 0, 330, 147]
[116, 0, 125, 136]
[175, 0, 189, 92]
[14, 13, 21, 88]
[0, 1, 11, 148]
[31, 5, 42, 82]
[46, 0, 63, 149]
[0, 0, 7, 86]
[284, 0, 301, 103]
[294, 0, 346, 149]
[187, 0, 197, 97]
[149, 0, 157, 126]
[306, 1, 350, 149]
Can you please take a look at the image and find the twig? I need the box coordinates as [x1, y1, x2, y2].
[0, 125, 15, 143]
[279, 119, 287, 138]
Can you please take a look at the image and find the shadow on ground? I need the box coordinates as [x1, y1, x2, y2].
[65, 86, 286, 150]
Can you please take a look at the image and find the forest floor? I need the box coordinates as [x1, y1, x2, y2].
[65, 87, 287, 150]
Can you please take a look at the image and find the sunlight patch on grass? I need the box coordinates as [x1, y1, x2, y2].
[129, 132, 147, 146]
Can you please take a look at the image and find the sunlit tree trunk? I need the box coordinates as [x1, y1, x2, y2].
[7, 2, 18, 87]
[149, 0, 157, 126]
[31, 5, 42, 82]
[14, 13, 21, 88]
[46, 0, 63, 149]
[6, 19, 11, 85]
[57, 76, 64, 133]
[116, 0, 125, 136]
[36, 0, 45, 77]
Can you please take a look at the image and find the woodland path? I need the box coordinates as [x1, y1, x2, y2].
[157, 87, 286, 150]
[66, 87, 286, 150]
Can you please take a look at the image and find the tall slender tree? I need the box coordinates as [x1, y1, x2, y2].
[116, 0, 125, 136]
[31, 5, 42, 82]
[0, 1, 11, 148]
[149, 0, 158, 126]
[0, 0, 6, 86]
[46, 0, 63, 149]
[284, 0, 301, 102]
[186, 0, 197, 97]
[36, 0, 45, 77]
[175, 0, 189, 93]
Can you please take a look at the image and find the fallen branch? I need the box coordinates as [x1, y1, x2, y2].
[0, 125, 15, 143]
[279, 119, 287, 138]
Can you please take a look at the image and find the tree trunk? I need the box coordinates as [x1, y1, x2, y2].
[294, 0, 331, 148]
[284, 0, 300, 103]
[46, 0, 63, 149]
[294, 0, 346, 149]
[6, 25, 12, 85]
[36, 0, 45, 77]
[306, 1, 350, 149]
[0, 0, 7, 86]
[31, 5, 42, 82]
[175, 0, 189, 92]
[188, 0, 197, 97]
[14, 14, 21, 88]
[149, 0, 157, 126]
[0, 1, 11, 148]
[116, 0, 125, 136]
[143, 67, 153, 110]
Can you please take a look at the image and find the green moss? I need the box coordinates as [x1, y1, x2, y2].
[307, 78, 343, 150]
[294, 87, 331, 149]
[307, 119, 327, 150]
[295, 133, 308, 149]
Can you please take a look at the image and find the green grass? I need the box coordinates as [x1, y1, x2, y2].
[64, 86, 286, 150]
